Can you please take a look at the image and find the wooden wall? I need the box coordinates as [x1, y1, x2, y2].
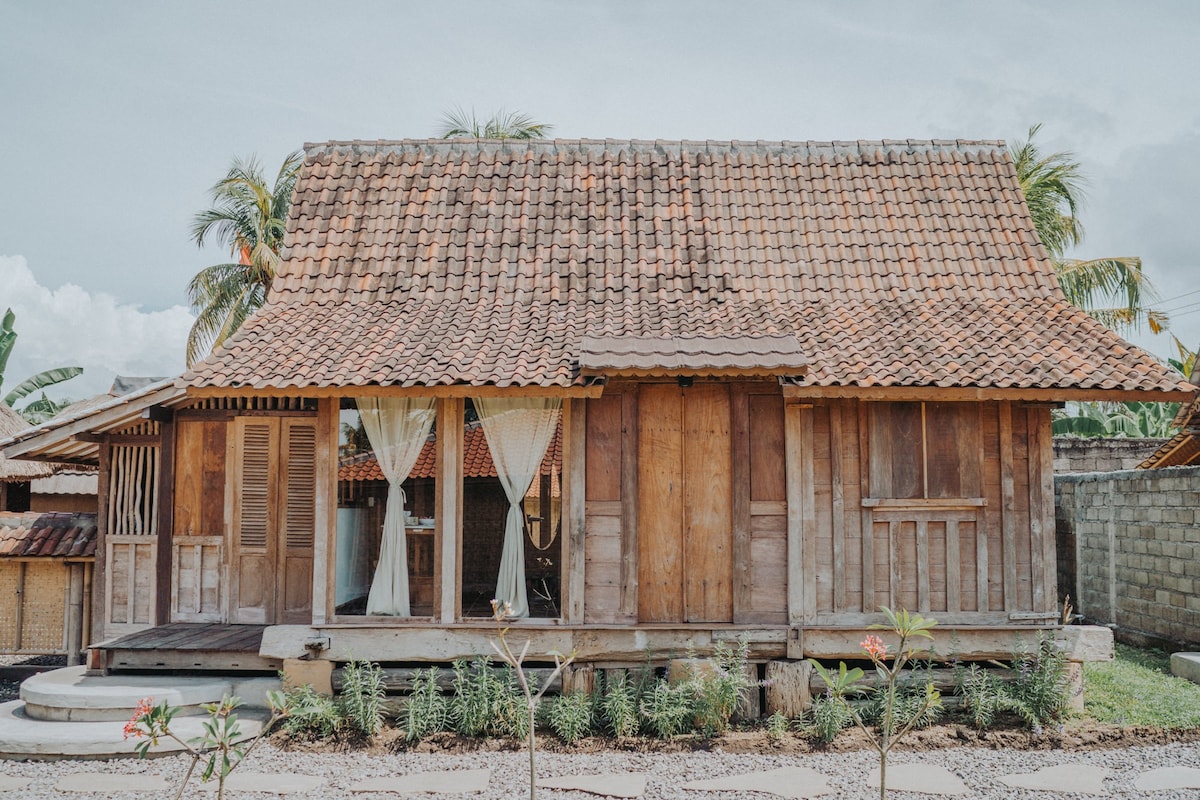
[583, 381, 788, 625]
[584, 388, 1057, 629]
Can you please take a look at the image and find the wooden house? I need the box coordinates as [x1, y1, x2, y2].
[3, 139, 1193, 674]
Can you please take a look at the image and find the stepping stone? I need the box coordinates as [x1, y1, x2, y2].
[195, 772, 325, 793]
[1134, 767, 1200, 791]
[55, 773, 172, 792]
[350, 769, 491, 794]
[538, 773, 646, 798]
[866, 763, 968, 796]
[0, 777, 31, 792]
[684, 766, 833, 799]
[998, 764, 1109, 794]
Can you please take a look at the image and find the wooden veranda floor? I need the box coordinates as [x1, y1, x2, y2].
[93, 623, 280, 673]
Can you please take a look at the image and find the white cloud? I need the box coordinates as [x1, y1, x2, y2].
[0, 255, 193, 403]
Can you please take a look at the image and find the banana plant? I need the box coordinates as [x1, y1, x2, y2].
[0, 308, 82, 423]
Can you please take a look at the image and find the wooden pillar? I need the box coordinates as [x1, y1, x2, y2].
[13, 561, 25, 651]
[66, 561, 86, 664]
[154, 416, 174, 625]
[436, 398, 464, 623]
[730, 389, 752, 623]
[618, 391, 639, 617]
[311, 398, 338, 625]
[563, 398, 586, 623]
[784, 402, 814, 625]
[93, 441, 111, 642]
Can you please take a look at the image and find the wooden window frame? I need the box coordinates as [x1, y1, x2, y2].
[866, 401, 984, 504]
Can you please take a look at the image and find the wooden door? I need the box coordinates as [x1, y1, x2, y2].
[227, 417, 316, 624]
[637, 384, 733, 623]
[171, 419, 226, 622]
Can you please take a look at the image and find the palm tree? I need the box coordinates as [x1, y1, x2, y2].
[0, 308, 82, 423]
[438, 108, 553, 140]
[186, 152, 303, 366]
[1011, 125, 1165, 333]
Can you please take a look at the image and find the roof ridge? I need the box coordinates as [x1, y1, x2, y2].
[302, 138, 1009, 158]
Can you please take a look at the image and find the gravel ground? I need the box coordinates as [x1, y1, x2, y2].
[0, 656, 65, 702]
[2, 740, 1200, 799]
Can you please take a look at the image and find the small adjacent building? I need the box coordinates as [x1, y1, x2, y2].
[2, 138, 1193, 673]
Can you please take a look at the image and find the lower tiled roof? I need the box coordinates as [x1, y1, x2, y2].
[0, 512, 97, 558]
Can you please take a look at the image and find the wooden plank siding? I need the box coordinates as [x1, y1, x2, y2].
[789, 398, 1051, 626]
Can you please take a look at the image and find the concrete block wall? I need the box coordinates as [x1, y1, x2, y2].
[1053, 438, 1168, 474]
[1055, 465, 1200, 649]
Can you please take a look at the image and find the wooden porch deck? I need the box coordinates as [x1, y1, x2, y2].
[92, 623, 280, 673]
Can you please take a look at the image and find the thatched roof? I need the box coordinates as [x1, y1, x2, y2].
[0, 405, 56, 481]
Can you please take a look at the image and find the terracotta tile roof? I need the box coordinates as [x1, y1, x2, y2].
[1139, 392, 1200, 468]
[0, 512, 98, 558]
[182, 138, 1191, 396]
[339, 423, 562, 482]
[579, 334, 806, 375]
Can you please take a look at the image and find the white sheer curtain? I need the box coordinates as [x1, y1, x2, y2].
[357, 397, 436, 616]
[475, 397, 562, 618]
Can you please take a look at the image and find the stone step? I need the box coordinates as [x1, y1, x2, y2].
[19, 666, 279, 721]
[0, 699, 266, 759]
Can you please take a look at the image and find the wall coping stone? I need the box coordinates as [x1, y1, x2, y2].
[1055, 464, 1200, 484]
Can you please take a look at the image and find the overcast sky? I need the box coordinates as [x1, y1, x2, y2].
[1, 0, 1197, 400]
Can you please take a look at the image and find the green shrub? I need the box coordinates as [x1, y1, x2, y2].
[689, 639, 754, 736]
[765, 710, 790, 740]
[542, 691, 594, 744]
[339, 659, 386, 738]
[957, 636, 1068, 731]
[402, 667, 448, 742]
[806, 691, 852, 744]
[639, 679, 694, 738]
[599, 670, 639, 738]
[448, 657, 528, 739]
[281, 684, 340, 739]
[862, 678, 942, 732]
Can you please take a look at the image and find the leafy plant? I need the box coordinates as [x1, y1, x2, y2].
[449, 656, 523, 737]
[959, 636, 1069, 732]
[0, 308, 82, 423]
[541, 691, 593, 744]
[806, 690, 853, 744]
[765, 710, 790, 741]
[689, 639, 754, 736]
[639, 679, 693, 739]
[281, 684, 340, 739]
[402, 666, 448, 742]
[599, 670, 639, 738]
[125, 692, 300, 800]
[339, 659, 386, 738]
[810, 608, 942, 800]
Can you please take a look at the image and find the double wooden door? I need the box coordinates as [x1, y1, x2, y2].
[172, 415, 316, 625]
[227, 417, 316, 625]
[637, 384, 733, 623]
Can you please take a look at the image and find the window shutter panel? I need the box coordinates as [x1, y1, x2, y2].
[238, 422, 273, 548]
[284, 421, 316, 551]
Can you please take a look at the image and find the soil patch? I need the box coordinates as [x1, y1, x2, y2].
[271, 720, 1200, 758]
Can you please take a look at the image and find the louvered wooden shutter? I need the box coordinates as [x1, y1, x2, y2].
[239, 422, 273, 548]
[279, 419, 316, 623]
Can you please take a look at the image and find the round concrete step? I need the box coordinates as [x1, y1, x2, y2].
[0, 699, 265, 759]
[20, 666, 234, 721]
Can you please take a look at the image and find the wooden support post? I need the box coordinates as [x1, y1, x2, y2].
[1025, 405, 1046, 613]
[1031, 405, 1058, 614]
[93, 441, 110, 642]
[437, 398, 465, 623]
[562, 663, 596, 696]
[66, 562, 85, 664]
[829, 404, 846, 612]
[14, 562, 25, 651]
[998, 401, 1017, 611]
[155, 416, 174, 625]
[730, 389, 752, 623]
[618, 391, 639, 618]
[764, 660, 813, 717]
[564, 399, 587, 623]
[784, 402, 813, 625]
[311, 398, 338, 625]
[946, 519, 961, 613]
[857, 401, 875, 613]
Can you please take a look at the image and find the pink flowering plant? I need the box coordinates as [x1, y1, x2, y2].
[125, 690, 299, 800]
[809, 607, 941, 800]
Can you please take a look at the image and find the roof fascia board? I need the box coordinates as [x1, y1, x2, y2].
[1, 384, 185, 460]
[782, 385, 1198, 402]
[186, 385, 604, 399]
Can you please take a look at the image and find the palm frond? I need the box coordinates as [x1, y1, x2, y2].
[3, 366, 83, 407]
[0, 308, 16, 381]
[438, 107, 553, 140]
